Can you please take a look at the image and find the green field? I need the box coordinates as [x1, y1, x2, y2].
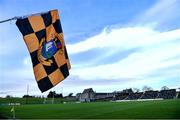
[0, 99, 180, 119]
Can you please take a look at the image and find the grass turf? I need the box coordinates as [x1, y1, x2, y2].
[0, 99, 180, 119]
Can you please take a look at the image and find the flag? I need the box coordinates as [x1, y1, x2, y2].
[16, 9, 71, 92]
[10, 106, 14, 112]
[10, 106, 15, 119]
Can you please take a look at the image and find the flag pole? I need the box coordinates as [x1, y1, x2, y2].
[13, 106, 15, 120]
[0, 11, 48, 24]
[0, 17, 18, 23]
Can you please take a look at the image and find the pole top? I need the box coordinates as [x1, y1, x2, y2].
[0, 11, 49, 24]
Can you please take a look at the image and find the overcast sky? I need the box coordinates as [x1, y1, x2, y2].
[0, 0, 180, 97]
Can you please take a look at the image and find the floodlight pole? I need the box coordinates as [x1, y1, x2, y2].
[25, 84, 29, 104]
[27, 84, 29, 96]
[52, 92, 54, 104]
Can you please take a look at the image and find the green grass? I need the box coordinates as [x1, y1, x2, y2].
[0, 97, 73, 105]
[0, 99, 180, 119]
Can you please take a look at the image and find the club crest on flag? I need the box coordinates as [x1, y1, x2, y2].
[42, 39, 58, 59]
[38, 34, 63, 66]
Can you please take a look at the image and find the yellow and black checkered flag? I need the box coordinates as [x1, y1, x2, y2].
[16, 10, 71, 92]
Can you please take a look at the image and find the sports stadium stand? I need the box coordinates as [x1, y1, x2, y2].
[77, 88, 179, 102]
[177, 92, 180, 99]
[126, 92, 143, 100]
[114, 93, 129, 100]
[140, 91, 158, 99]
[157, 89, 176, 99]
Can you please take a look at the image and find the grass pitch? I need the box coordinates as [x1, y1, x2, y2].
[0, 99, 180, 119]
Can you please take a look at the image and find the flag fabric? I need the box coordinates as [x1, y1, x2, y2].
[10, 106, 14, 112]
[16, 9, 71, 92]
[10, 106, 15, 119]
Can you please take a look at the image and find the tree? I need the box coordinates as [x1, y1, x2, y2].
[47, 91, 56, 98]
[161, 86, 169, 90]
[68, 93, 73, 97]
[22, 95, 33, 98]
[132, 88, 140, 93]
[6, 95, 12, 98]
[142, 86, 153, 92]
[55, 93, 63, 98]
[47, 91, 63, 98]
